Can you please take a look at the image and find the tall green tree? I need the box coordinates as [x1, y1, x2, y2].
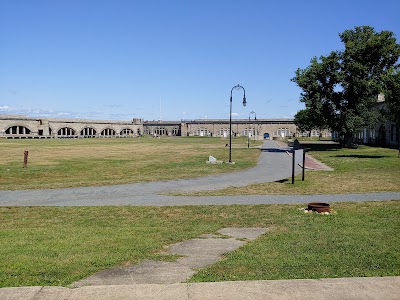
[383, 69, 400, 149]
[292, 26, 400, 147]
[294, 108, 328, 139]
[294, 109, 314, 135]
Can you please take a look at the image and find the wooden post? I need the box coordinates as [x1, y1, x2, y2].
[23, 148, 28, 168]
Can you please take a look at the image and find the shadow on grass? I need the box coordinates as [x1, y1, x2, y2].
[274, 179, 289, 183]
[334, 154, 389, 159]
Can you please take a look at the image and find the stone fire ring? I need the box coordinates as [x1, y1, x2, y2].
[307, 202, 330, 213]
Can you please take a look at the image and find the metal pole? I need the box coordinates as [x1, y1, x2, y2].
[253, 114, 256, 143]
[302, 149, 305, 181]
[229, 84, 246, 163]
[247, 114, 250, 148]
[229, 93, 232, 163]
[292, 149, 295, 184]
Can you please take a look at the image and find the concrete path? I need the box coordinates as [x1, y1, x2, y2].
[0, 140, 299, 205]
[1, 277, 399, 300]
[2, 140, 399, 207]
[74, 228, 269, 287]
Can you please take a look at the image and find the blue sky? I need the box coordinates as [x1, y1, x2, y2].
[1, 0, 399, 121]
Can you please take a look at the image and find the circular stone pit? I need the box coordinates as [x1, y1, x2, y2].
[307, 202, 330, 213]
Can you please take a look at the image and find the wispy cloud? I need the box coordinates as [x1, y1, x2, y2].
[0, 105, 14, 112]
[0, 103, 138, 121]
[102, 104, 124, 108]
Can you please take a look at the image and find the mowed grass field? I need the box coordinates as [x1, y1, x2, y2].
[1, 137, 399, 288]
[0, 137, 260, 190]
[1, 137, 399, 194]
[1, 201, 399, 287]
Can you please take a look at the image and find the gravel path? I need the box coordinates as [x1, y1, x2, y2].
[0, 140, 399, 206]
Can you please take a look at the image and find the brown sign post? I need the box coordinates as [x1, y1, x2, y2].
[23, 148, 28, 168]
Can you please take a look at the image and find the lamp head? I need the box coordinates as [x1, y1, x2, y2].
[242, 96, 247, 107]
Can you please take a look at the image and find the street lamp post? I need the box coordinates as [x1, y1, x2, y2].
[252, 111, 257, 143]
[229, 84, 246, 163]
[247, 114, 250, 148]
[247, 111, 256, 148]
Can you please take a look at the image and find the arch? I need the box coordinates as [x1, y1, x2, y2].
[172, 127, 181, 136]
[120, 128, 134, 136]
[57, 127, 76, 136]
[154, 127, 167, 136]
[219, 128, 231, 138]
[144, 128, 151, 135]
[273, 128, 291, 137]
[195, 128, 210, 137]
[242, 128, 255, 137]
[101, 128, 116, 136]
[80, 127, 97, 136]
[5, 125, 31, 135]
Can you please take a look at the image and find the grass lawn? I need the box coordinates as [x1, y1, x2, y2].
[1, 138, 399, 288]
[1, 138, 399, 194]
[0, 137, 260, 190]
[0, 201, 399, 287]
[182, 145, 400, 196]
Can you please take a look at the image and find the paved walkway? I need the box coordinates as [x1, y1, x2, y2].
[2, 277, 400, 300]
[1, 140, 399, 206]
[73, 228, 269, 287]
[0, 140, 297, 205]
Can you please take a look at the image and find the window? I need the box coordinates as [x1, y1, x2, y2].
[5, 126, 31, 135]
[80, 127, 97, 136]
[120, 128, 134, 136]
[57, 127, 75, 135]
[154, 127, 166, 135]
[273, 128, 291, 137]
[101, 128, 116, 136]
[195, 128, 210, 136]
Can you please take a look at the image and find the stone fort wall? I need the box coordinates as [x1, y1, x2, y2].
[0, 115, 143, 138]
[0, 114, 330, 139]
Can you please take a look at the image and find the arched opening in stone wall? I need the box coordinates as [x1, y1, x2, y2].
[243, 128, 255, 137]
[274, 128, 291, 138]
[219, 128, 231, 138]
[5, 125, 31, 135]
[58, 127, 76, 136]
[155, 127, 166, 136]
[120, 128, 134, 136]
[172, 127, 181, 136]
[195, 128, 210, 137]
[80, 127, 97, 136]
[101, 128, 116, 136]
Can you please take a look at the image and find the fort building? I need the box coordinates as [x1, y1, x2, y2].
[0, 115, 143, 138]
[0, 114, 332, 140]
